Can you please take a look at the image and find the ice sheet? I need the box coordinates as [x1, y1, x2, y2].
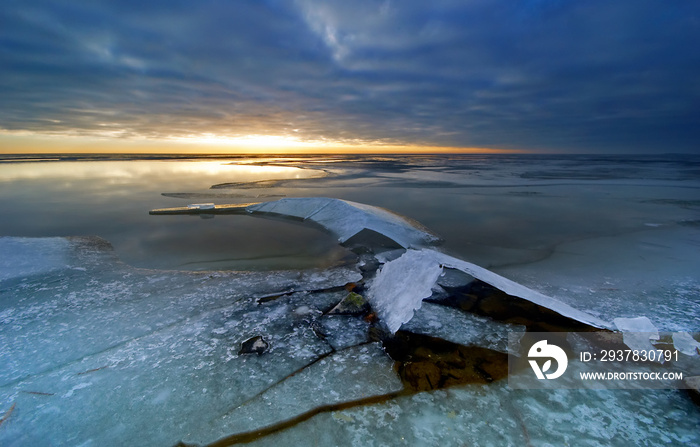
[672, 332, 700, 356]
[237, 382, 700, 447]
[247, 197, 441, 249]
[0, 237, 71, 281]
[315, 315, 371, 350]
[0, 237, 368, 447]
[187, 343, 402, 445]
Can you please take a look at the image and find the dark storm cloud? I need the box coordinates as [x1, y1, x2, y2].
[1, 0, 699, 152]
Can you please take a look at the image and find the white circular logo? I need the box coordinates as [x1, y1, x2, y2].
[528, 340, 568, 380]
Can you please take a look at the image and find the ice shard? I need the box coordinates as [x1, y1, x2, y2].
[367, 249, 612, 333]
[672, 332, 700, 356]
[614, 317, 661, 353]
[367, 249, 443, 333]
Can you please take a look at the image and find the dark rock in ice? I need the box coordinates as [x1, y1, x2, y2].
[343, 228, 404, 252]
[357, 254, 381, 273]
[328, 292, 370, 315]
[238, 336, 269, 355]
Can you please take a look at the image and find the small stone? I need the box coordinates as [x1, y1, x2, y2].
[328, 292, 370, 315]
[238, 336, 269, 355]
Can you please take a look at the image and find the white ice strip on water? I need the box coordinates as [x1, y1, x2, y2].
[246, 197, 441, 249]
[368, 249, 611, 333]
[672, 332, 700, 356]
[0, 237, 72, 281]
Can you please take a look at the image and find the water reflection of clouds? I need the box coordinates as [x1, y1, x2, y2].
[0, 160, 322, 182]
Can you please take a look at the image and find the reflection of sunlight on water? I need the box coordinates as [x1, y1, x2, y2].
[0, 160, 324, 182]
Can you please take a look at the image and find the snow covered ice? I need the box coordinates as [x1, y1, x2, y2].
[2, 225, 698, 446]
[0, 236, 390, 446]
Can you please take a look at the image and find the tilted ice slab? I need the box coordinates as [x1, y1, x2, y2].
[246, 197, 442, 249]
[368, 249, 612, 333]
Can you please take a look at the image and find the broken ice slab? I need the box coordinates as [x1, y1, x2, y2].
[0, 237, 361, 387]
[367, 249, 611, 334]
[150, 197, 442, 250]
[314, 315, 371, 350]
[188, 343, 403, 446]
[246, 197, 443, 249]
[368, 249, 444, 333]
[672, 332, 700, 356]
[614, 316, 661, 355]
[400, 302, 524, 353]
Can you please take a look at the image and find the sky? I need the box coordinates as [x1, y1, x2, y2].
[1, 0, 699, 154]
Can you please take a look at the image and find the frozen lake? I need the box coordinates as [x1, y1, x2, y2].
[1, 154, 699, 445]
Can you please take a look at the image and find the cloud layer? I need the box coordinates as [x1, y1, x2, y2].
[1, 0, 699, 152]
